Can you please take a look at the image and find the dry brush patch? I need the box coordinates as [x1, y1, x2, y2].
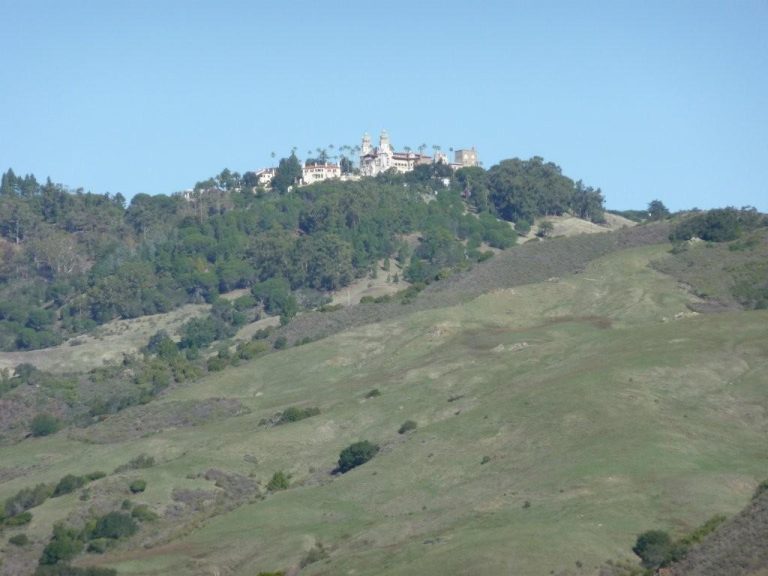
[68, 398, 250, 444]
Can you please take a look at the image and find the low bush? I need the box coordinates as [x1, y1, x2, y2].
[9, 533, 29, 546]
[91, 512, 138, 540]
[4, 510, 33, 526]
[338, 441, 379, 473]
[206, 356, 227, 372]
[277, 406, 320, 425]
[129, 479, 146, 494]
[86, 538, 110, 554]
[398, 420, 417, 434]
[39, 524, 83, 565]
[632, 530, 673, 568]
[53, 475, 87, 497]
[266, 471, 290, 492]
[114, 454, 155, 473]
[273, 336, 287, 349]
[237, 340, 268, 360]
[130, 505, 158, 522]
[252, 327, 274, 340]
[30, 413, 60, 437]
[4, 483, 53, 516]
[365, 388, 381, 398]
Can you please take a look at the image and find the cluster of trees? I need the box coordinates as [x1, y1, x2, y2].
[0, 155, 603, 351]
[451, 157, 606, 226]
[39, 510, 142, 566]
[669, 207, 766, 243]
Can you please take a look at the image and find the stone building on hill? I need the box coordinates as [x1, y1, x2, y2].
[302, 162, 341, 185]
[453, 147, 479, 168]
[359, 130, 432, 177]
[359, 130, 478, 177]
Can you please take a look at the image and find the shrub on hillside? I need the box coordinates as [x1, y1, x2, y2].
[277, 406, 320, 425]
[129, 479, 146, 494]
[39, 524, 84, 565]
[130, 505, 158, 522]
[4, 510, 33, 526]
[206, 356, 227, 372]
[9, 533, 29, 546]
[4, 483, 53, 516]
[91, 512, 138, 540]
[398, 420, 417, 434]
[114, 454, 155, 473]
[52, 475, 87, 497]
[86, 538, 110, 554]
[30, 413, 60, 437]
[337, 441, 379, 473]
[266, 471, 290, 492]
[632, 530, 673, 568]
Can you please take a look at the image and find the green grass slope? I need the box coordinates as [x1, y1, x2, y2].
[1, 242, 766, 576]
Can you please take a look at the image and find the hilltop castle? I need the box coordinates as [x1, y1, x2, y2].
[359, 130, 478, 177]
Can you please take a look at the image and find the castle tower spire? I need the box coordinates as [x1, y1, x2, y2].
[361, 132, 372, 156]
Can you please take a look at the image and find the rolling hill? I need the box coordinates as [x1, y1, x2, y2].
[1, 222, 766, 576]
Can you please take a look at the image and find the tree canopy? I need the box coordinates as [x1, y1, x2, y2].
[0, 156, 604, 351]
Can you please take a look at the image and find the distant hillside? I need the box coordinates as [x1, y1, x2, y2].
[653, 225, 768, 311]
[0, 157, 603, 353]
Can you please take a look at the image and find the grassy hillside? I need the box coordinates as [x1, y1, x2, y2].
[1, 241, 766, 576]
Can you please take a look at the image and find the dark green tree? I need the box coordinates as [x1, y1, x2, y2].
[337, 441, 379, 473]
[30, 413, 60, 437]
[648, 199, 670, 221]
[91, 511, 138, 540]
[632, 530, 673, 568]
[39, 524, 83, 565]
[271, 153, 302, 194]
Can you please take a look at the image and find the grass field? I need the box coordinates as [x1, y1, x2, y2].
[1, 242, 766, 576]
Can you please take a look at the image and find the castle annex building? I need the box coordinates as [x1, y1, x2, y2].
[359, 130, 478, 177]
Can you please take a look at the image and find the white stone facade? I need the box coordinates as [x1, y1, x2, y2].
[359, 130, 477, 177]
[302, 163, 341, 185]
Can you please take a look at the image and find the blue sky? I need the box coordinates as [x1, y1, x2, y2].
[1, 0, 766, 211]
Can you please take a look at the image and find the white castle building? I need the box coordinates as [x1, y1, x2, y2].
[359, 130, 478, 177]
